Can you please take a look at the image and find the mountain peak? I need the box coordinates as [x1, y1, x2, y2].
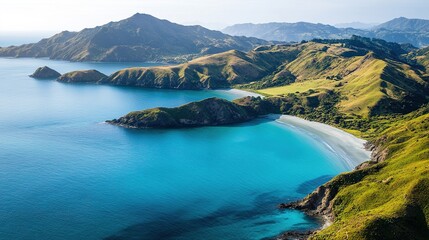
[0, 13, 266, 62]
[376, 17, 429, 31]
[122, 13, 160, 24]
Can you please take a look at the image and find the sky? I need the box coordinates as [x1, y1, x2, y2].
[0, 0, 428, 32]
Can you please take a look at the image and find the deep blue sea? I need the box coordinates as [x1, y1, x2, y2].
[0, 57, 348, 240]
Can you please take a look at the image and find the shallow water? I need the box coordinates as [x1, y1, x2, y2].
[0, 57, 348, 240]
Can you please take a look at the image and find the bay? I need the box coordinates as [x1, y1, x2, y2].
[0, 57, 347, 240]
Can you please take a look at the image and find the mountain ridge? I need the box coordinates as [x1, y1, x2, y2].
[223, 17, 429, 47]
[0, 13, 267, 63]
[34, 36, 429, 118]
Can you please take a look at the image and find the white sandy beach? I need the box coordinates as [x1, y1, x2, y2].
[223, 89, 264, 98]
[268, 114, 371, 170]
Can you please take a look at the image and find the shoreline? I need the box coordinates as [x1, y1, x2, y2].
[221, 88, 264, 98]
[267, 114, 371, 170]
[266, 114, 373, 239]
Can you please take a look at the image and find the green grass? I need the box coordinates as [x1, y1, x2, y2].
[257, 79, 336, 96]
[338, 58, 386, 116]
[311, 111, 429, 239]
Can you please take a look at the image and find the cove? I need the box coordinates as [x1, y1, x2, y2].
[1, 58, 352, 240]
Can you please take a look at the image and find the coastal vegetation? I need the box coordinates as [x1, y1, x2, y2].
[106, 98, 258, 128]
[282, 105, 429, 239]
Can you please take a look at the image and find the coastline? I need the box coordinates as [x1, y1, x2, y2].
[266, 114, 373, 239]
[267, 114, 371, 170]
[222, 88, 264, 98]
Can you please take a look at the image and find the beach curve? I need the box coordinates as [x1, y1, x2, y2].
[267, 114, 371, 170]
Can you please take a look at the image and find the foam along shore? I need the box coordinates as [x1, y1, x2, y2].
[269, 115, 371, 170]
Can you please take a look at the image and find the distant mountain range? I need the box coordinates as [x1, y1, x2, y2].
[0, 13, 267, 62]
[223, 17, 429, 47]
[2, 15, 429, 63]
[334, 22, 378, 30]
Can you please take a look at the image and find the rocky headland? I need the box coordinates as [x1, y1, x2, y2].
[106, 97, 262, 128]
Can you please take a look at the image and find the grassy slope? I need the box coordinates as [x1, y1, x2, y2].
[252, 41, 429, 239]
[109, 97, 257, 128]
[257, 42, 427, 117]
[106, 46, 301, 89]
[258, 79, 336, 95]
[311, 111, 429, 239]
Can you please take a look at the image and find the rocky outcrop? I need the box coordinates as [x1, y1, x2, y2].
[276, 230, 316, 240]
[107, 97, 259, 128]
[57, 70, 107, 83]
[29, 66, 61, 79]
[278, 143, 386, 238]
[355, 137, 389, 170]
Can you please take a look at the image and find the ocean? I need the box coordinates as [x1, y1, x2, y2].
[0, 57, 348, 240]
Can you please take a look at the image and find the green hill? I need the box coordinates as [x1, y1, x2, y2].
[255, 37, 428, 117]
[101, 47, 299, 89]
[283, 106, 429, 240]
[40, 36, 428, 117]
[107, 97, 259, 128]
[120, 36, 427, 117]
[0, 13, 266, 63]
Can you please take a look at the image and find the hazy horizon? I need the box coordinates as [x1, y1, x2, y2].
[0, 0, 428, 32]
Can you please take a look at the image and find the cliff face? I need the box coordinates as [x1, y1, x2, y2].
[107, 97, 259, 128]
[279, 164, 385, 222]
[29, 66, 61, 79]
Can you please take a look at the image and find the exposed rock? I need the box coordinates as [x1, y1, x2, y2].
[278, 145, 386, 236]
[107, 97, 259, 128]
[57, 70, 107, 83]
[276, 230, 315, 240]
[29, 66, 61, 79]
[355, 138, 389, 170]
[279, 184, 336, 222]
[366, 135, 389, 163]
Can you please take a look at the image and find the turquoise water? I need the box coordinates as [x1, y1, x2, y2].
[0, 58, 348, 240]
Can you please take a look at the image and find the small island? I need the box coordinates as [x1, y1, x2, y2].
[57, 70, 107, 83]
[29, 66, 61, 79]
